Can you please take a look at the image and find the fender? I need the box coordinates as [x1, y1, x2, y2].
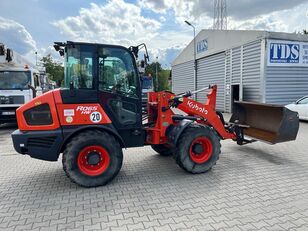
[60, 124, 126, 153]
[166, 119, 194, 146]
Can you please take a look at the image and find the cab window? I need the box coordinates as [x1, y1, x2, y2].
[98, 47, 138, 98]
[65, 45, 94, 89]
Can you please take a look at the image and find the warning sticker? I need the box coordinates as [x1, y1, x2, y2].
[64, 109, 75, 116]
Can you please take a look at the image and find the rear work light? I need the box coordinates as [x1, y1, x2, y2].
[23, 104, 53, 126]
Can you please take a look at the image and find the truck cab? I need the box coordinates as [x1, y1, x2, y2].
[0, 66, 43, 123]
[0, 44, 43, 124]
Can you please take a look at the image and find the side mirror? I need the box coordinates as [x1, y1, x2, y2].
[59, 49, 64, 56]
[0, 44, 5, 55]
[28, 84, 37, 98]
[6, 49, 13, 62]
[53, 44, 60, 51]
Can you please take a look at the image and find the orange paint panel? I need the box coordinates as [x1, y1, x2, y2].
[146, 91, 175, 144]
[17, 90, 60, 131]
[53, 89, 63, 104]
[57, 104, 111, 126]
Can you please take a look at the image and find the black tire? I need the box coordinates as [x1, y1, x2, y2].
[175, 126, 221, 174]
[62, 130, 123, 187]
[151, 144, 174, 156]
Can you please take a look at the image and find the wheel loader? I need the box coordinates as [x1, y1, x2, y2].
[11, 41, 299, 187]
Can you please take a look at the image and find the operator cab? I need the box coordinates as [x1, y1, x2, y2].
[55, 41, 144, 147]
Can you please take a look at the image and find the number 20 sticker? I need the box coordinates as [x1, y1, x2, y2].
[90, 111, 102, 123]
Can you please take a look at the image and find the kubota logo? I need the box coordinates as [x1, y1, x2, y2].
[187, 100, 208, 114]
[76, 106, 98, 114]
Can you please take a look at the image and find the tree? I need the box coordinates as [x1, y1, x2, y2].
[145, 62, 162, 76]
[40, 54, 64, 87]
[145, 62, 171, 91]
[157, 70, 171, 91]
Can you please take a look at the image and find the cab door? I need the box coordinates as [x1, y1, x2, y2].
[97, 46, 144, 147]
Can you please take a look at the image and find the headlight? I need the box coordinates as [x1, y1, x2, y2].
[23, 104, 53, 125]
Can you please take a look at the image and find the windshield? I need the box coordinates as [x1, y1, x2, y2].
[0, 71, 31, 90]
[142, 77, 153, 89]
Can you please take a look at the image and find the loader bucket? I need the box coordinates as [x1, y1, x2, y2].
[230, 101, 299, 144]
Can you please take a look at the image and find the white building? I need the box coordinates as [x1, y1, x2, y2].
[172, 30, 308, 112]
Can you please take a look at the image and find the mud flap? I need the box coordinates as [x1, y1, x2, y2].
[230, 101, 299, 144]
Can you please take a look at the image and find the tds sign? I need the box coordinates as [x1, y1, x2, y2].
[197, 39, 208, 54]
[269, 43, 299, 64]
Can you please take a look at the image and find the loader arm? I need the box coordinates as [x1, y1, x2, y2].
[145, 85, 236, 145]
[146, 84, 298, 146]
[175, 86, 234, 139]
[177, 97, 235, 140]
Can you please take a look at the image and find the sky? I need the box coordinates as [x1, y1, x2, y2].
[1, 0, 308, 67]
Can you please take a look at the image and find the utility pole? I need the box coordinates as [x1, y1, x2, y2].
[185, 20, 197, 99]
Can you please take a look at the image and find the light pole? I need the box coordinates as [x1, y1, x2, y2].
[155, 56, 158, 91]
[306, 10, 308, 33]
[185, 20, 197, 99]
[35, 51, 38, 66]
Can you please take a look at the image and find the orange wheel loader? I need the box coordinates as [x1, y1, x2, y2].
[11, 41, 299, 187]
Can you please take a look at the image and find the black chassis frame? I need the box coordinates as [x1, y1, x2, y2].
[12, 123, 143, 162]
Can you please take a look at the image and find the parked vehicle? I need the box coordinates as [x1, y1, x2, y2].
[141, 74, 154, 113]
[286, 96, 308, 121]
[11, 41, 299, 187]
[0, 43, 47, 124]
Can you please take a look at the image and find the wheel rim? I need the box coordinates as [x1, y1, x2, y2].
[77, 145, 110, 176]
[189, 137, 213, 164]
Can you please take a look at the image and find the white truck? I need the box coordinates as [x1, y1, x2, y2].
[0, 43, 46, 124]
[141, 74, 154, 113]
